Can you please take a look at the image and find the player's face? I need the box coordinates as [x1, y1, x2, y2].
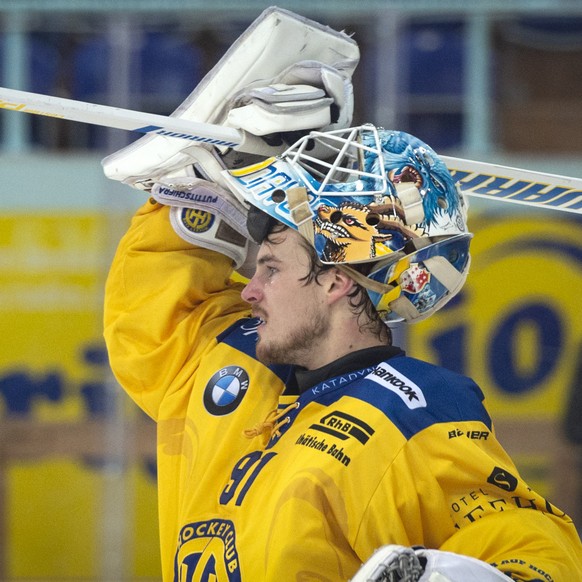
[241, 228, 330, 368]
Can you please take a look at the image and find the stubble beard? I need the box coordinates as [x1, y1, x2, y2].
[255, 310, 329, 367]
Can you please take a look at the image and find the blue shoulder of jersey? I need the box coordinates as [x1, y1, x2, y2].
[216, 317, 293, 384]
[311, 355, 492, 440]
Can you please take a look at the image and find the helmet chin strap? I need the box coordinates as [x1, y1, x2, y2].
[394, 182, 425, 225]
[336, 264, 396, 295]
[385, 254, 470, 322]
[285, 186, 315, 245]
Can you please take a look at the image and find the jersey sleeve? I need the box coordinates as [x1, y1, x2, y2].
[103, 199, 249, 419]
[354, 420, 582, 581]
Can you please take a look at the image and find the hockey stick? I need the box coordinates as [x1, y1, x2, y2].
[444, 156, 582, 215]
[0, 86, 242, 149]
[1, 86, 581, 214]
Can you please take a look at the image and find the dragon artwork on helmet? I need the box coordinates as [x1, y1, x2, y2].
[314, 130, 465, 264]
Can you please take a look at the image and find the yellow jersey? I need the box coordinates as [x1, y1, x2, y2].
[104, 200, 582, 581]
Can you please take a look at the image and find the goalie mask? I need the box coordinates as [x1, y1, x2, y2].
[223, 124, 472, 322]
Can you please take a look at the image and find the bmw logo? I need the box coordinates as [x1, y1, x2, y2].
[203, 366, 250, 415]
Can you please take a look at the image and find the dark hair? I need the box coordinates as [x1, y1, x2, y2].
[265, 223, 391, 343]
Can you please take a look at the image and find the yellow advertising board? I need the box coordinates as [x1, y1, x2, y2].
[407, 212, 582, 504]
[408, 213, 582, 417]
[0, 213, 160, 579]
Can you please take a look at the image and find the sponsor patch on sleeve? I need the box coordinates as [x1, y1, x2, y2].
[366, 364, 427, 409]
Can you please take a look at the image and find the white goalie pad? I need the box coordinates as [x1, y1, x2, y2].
[150, 173, 253, 271]
[151, 177, 249, 239]
[351, 545, 510, 582]
[102, 6, 359, 190]
[169, 206, 249, 270]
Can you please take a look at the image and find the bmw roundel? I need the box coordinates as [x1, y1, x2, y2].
[204, 366, 250, 415]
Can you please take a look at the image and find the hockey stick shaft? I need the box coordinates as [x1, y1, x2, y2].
[443, 156, 582, 215]
[0, 86, 243, 149]
[1, 86, 581, 214]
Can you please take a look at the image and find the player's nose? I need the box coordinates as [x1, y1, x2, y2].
[241, 275, 262, 304]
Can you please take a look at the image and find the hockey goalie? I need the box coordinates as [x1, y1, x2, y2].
[100, 6, 582, 582]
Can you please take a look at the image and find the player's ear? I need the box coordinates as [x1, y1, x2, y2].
[325, 267, 357, 303]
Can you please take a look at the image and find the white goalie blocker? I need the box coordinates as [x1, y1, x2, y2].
[97, 6, 360, 274]
[101, 6, 360, 191]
